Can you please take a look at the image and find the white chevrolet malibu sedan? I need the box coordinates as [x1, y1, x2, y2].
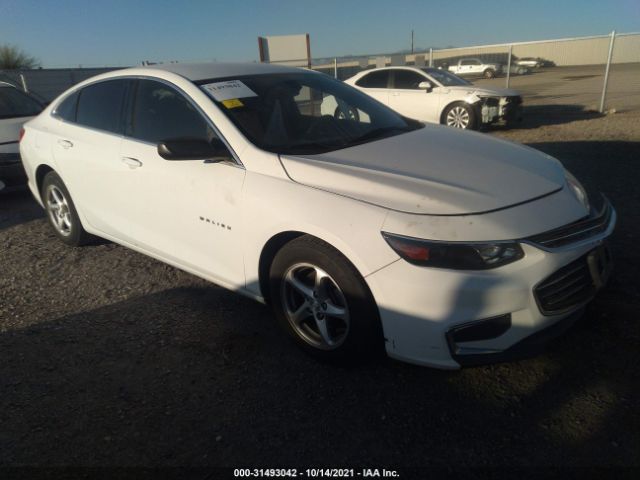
[20, 63, 615, 369]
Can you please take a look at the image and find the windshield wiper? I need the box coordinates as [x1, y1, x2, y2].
[352, 126, 412, 144]
[277, 141, 347, 155]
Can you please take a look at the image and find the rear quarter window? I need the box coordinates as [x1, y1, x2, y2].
[53, 91, 79, 122]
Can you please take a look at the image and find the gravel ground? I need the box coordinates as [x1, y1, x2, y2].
[1, 110, 639, 472]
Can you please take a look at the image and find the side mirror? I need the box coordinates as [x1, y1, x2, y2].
[418, 81, 433, 92]
[157, 138, 232, 162]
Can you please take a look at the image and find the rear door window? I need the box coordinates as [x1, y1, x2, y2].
[76, 79, 128, 134]
[0, 87, 43, 119]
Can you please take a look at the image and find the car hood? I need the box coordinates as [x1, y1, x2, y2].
[279, 125, 565, 215]
[442, 85, 520, 97]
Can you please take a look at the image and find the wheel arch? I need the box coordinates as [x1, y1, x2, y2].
[35, 164, 55, 200]
[256, 229, 382, 307]
[258, 230, 306, 303]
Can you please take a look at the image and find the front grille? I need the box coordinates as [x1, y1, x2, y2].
[526, 195, 612, 249]
[535, 256, 595, 315]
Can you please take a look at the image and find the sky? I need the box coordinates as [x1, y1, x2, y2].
[0, 0, 638, 68]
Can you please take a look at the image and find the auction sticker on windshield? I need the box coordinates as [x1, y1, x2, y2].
[202, 80, 257, 101]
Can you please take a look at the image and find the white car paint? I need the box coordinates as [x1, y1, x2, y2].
[20, 62, 615, 369]
[322, 67, 521, 128]
[280, 127, 564, 215]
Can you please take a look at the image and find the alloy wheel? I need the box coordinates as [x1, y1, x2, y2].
[46, 185, 73, 236]
[446, 106, 470, 129]
[281, 263, 350, 350]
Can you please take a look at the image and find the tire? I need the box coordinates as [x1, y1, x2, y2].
[483, 68, 496, 79]
[41, 171, 94, 246]
[334, 105, 360, 121]
[269, 235, 383, 363]
[442, 102, 477, 130]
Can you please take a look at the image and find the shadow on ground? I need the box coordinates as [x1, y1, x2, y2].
[0, 189, 44, 230]
[490, 104, 603, 131]
[0, 141, 639, 468]
[0, 283, 638, 468]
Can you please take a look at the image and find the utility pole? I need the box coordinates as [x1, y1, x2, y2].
[411, 30, 414, 54]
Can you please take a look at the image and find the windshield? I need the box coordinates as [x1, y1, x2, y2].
[0, 86, 43, 119]
[197, 72, 422, 155]
[421, 68, 471, 87]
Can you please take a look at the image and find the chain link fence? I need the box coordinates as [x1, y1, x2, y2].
[313, 31, 640, 117]
[1, 32, 638, 117]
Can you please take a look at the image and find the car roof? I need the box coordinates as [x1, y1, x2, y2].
[351, 66, 431, 78]
[356, 66, 427, 73]
[134, 62, 305, 81]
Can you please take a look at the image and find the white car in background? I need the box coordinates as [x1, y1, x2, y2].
[20, 62, 614, 369]
[516, 57, 543, 68]
[0, 81, 44, 190]
[322, 67, 522, 130]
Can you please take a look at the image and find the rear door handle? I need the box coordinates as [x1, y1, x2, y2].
[57, 139, 73, 149]
[121, 157, 143, 168]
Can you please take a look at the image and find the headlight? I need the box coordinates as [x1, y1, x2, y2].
[565, 170, 590, 211]
[381, 232, 524, 270]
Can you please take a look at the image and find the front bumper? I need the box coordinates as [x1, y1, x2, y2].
[366, 200, 616, 369]
[449, 307, 585, 367]
[477, 96, 523, 125]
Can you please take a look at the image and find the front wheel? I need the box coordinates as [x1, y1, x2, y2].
[269, 235, 383, 363]
[483, 68, 496, 79]
[443, 103, 477, 130]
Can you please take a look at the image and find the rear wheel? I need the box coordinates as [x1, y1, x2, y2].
[443, 102, 476, 130]
[483, 68, 496, 79]
[269, 235, 383, 363]
[42, 171, 94, 246]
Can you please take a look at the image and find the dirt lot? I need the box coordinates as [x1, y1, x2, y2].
[1, 109, 639, 473]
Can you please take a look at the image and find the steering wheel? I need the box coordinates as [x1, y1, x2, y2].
[301, 115, 340, 140]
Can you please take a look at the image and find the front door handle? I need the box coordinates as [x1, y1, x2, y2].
[121, 157, 143, 168]
[57, 139, 73, 149]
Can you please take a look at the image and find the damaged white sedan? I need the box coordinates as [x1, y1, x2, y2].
[322, 66, 522, 130]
